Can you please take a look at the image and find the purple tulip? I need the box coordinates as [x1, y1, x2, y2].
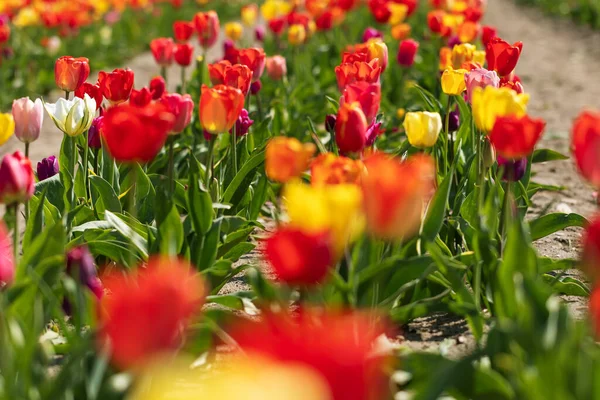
[497, 155, 527, 182]
[231, 109, 254, 137]
[325, 114, 337, 133]
[251, 80, 262, 95]
[444, 111, 460, 132]
[37, 156, 59, 181]
[66, 246, 103, 299]
[88, 117, 103, 149]
[447, 35, 462, 48]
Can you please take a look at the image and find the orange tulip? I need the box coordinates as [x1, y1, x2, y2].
[391, 23, 412, 41]
[237, 47, 266, 82]
[54, 56, 90, 93]
[311, 153, 363, 186]
[489, 114, 545, 159]
[572, 110, 600, 187]
[193, 11, 220, 49]
[199, 85, 245, 134]
[457, 21, 479, 43]
[361, 152, 435, 240]
[265, 137, 316, 183]
[208, 60, 252, 95]
[335, 102, 368, 153]
[334, 59, 381, 92]
[341, 81, 381, 122]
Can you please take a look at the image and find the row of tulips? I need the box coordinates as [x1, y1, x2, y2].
[1, 0, 600, 399]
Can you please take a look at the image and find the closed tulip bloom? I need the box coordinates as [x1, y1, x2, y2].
[98, 68, 135, 105]
[497, 155, 527, 182]
[88, 117, 103, 149]
[102, 102, 174, 163]
[37, 155, 59, 181]
[581, 216, 600, 281]
[224, 22, 244, 42]
[403, 111, 443, 148]
[336, 102, 369, 153]
[572, 110, 600, 187]
[173, 20, 194, 42]
[231, 108, 254, 136]
[0, 112, 15, 146]
[75, 83, 103, 110]
[486, 36, 523, 77]
[0, 151, 35, 205]
[489, 115, 545, 159]
[464, 67, 500, 103]
[265, 137, 315, 183]
[174, 43, 194, 67]
[362, 27, 383, 42]
[311, 153, 363, 186]
[238, 47, 266, 82]
[288, 24, 306, 46]
[397, 39, 419, 67]
[335, 59, 381, 92]
[199, 85, 245, 134]
[242, 4, 259, 26]
[255, 26, 266, 42]
[129, 88, 153, 107]
[98, 257, 206, 370]
[150, 38, 174, 67]
[472, 86, 529, 132]
[149, 76, 166, 100]
[0, 222, 14, 286]
[54, 56, 90, 92]
[342, 81, 381, 123]
[450, 43, 476, 69]
[44, 94, 96, 137]
[208, 61, 252, 95]
[193, 11, 220, 49]
[391, 23, 411, 41]
[66, 245, 103, 299]
[441, 67, 467, 95]
[266, 56, 287, 80]
[481, 25, 497, 46]
[160, 93, 194, 134]
[265, 227, 333, 286]
[12, 97, 43, 144]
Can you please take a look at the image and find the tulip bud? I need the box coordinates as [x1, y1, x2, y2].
[98, 68, 134, 105]
[497, 155, 526, 182]
[265, 56, 287, 81]
[265, 137, 315, 183]
[255, 26, 266, 42]
[66, 246, 103, 299]
[444, 111, 460, 132]
[0, 151, 35, 205]
[160, 93, 194, 134]
[199, 85, 245, 134]
[403, 111, 442, 148]
[11, 97, 43, 144]
[325, 114, 337, 133]
[88, 117, 103, 149]
[0, 222, 14, 286]
[397, 39, 418, 67]
[37, 156, 59, 181]
[54, 56, 90, 93]
[149, 76, 166, 100]
[335, 102, 368, 153]
[173, 43, 194, 67]
[231, 109, 254, 137]
[173, 20, 194, 43]
[483, 137, 497, 169]
[251, 80, 262, 95]
[150, 38, 174, 67]
[224, 22, 244, 42]
[0, 112, 15, 146]
[441, 68, 467, 95]
[362, 27, 383, 43]
[238, 48, 266, 82]
[194, 11, 220, 49]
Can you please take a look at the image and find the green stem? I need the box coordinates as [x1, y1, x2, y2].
[446, 96, 454, 167]
[476, 129, 485, 211]
[255, 93, 263, 121]
[205, 136, 216, 189]
[161, 66, 168, 87]
[93, 148, 99, 176]
[500, 181, 513, 254]
[474, 261, 482, 311]
[64, 91, 70, 100]
[24, 143, 30, 221]
[128, 165, 138, 267]
[181, 67, 186, 93]
[83, 130, 89, 203]
[12, 204, 18, 263]
[168, 137, 175, 196]
[231, 125, 238, 176]
[70, 136, 77, 210]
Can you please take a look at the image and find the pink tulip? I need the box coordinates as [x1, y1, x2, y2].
[465, 68, 500, 103]
[159, 93, 194, 134]
[0, 222, 14, 286]
[266, 56, 287, 81]
[0, 151, 35, 205]
[12, 97, 43, 144]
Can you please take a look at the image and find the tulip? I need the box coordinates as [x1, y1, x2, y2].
[362, 153, 435, 240]
[193, 11, 220, 49]
[335, 59, 381, 92]
[54, 56, 90, 93]
[268, 17, 287, 36]
[489, 115, 545, 159]
[368, 0, 392, 23]
[98, 257, 206, 370]
[75, 83, 103, 110]
[149, 76, 166, 100]
[391, 23, 412, 41]
[581, 216, 600, 283]
[481, 25, 497, 46]
[129, 88, 153, 107]
[439, 46, 452, 71]
[464, 68, 500, 103]
[325, 114, 337, 133]
[572, 110, 600, 187]
[311, 153, 363, 186]
[471, 86, 529, 132]
[208, 61, 252, 95]
[66, 245, 103, 299]
[265, 137, 315, 183]
[336, 102, 369, 153]
[11, 97, 43, 144]
[199, 85, 245, 134]
[160, 93, 194, 134]
[231, 109, 254, 137]
[397, 39, 419, 67]
[88, 117, 103, 150]
[388, 3, 408, 25]
[266, 56, 287, 81]
[341, 81, 381, 123]
[173, 20, 194, 42]
[255, 26, 266, 42]
[403, 111, 443, 148]
[0, 112, 15, 146]
[486, 36, 523, 77]
[250, 80, 262, 95]
[445, 111, 460, 132]
[265, 227, 333, 286]
[37, 156, 59, 181]
[500, 75, 525, 94]
[457, 21, 479, 43]
[102, 103, 174, 163]
[44, 94, 96, 137]
[363, 38, 388, 71]
[451, 43, 476, 69]
[427, 10, 451, 36]
[150, 38, 174, 67]
[497, 155, 527, 182]
[98, 68, 135, 105]
[0, 222, 14, 286]
[0, 151, 35, 205]
[288, 24, 306, 46]
[237, 48, 266, 82]
[241, 4, 259, 26]
[441, 67, 467, 95]
[224, 22, 243, 42]
[0, 22, 10, 46]
[315, 11, 335, 31]
[174, 43, 194, 67]
[362, 27, 383, 43]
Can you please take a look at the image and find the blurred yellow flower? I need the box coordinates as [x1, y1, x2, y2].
[241, 4, 258, 26]
[473, 50, 486, 65]
[224, 22, 244, 42]
[0, 113, 15, 146]
[288, 24, 306, 46]
[261, 0, 293, 21]
[472, 86, 530, 132]
[451, 43, 476, 69]
[13, 7, 40, 28]
[388, 3, 408, 25]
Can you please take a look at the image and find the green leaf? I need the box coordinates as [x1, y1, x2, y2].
[222, 149, 265, 204]
[187, 174, 213, 235]
[90, 175, 122, 214]
[23, 191, 46, 250]
[529, 213, 587, 241]
[539, 257, 578, 274]
[543, 274, 590, 296]
[206, 294, 257, 314]
[532, 148, 569, 163]
[221, 242, 255, 262]
[422, 165, 455, 243]
[197, 219, 222, 271]
[35, 174, 64, 212]
[158, 204, 184, 256]
[104, 211, 148, 260]
[411, 84, 443, 112]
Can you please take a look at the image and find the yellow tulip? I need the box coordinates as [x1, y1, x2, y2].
[13, 7, 40, 28]
[441, 68, 467, 95]
[473, 50, 486, 65]
[451, 43, 476, 69]
[472, 86, 530, 132]
[284, 181, 365, 256]
[241, 4, 258, 26]
[288, 24, 306, 46]
[224, 22, 244, 42]
[403, 111, 443, 148]
[0, 113, 15, 146]
[388, 3, 408, 25]
[261, 0, 293, 21]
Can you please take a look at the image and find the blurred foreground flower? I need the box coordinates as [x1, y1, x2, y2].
[0, 112, 15, 146]
[464, 68, 500, 103]
[572, 110, 600, 188]
[265, 137, 315, 182]
[12, 97, 43, 144]
[0, 222, 14, 286]
[489, 115, 545, 159]
[159, 93, 194, 134]
[0, 151, 34, 205]
[311, 153, 363, 186]
[266, 55, 287, 80]
[44, 94, 96, 137]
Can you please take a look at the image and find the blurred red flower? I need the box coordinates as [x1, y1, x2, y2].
[150, 38, 174, 67]
[193, 11, 220, 49]
[572, 110, 600, 187]
[237, 47, 266, 82]
[174, 43, 194, 67]
[489, 115, 545, 159]
[173, 20, 194, 42]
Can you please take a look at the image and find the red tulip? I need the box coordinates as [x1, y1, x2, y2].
[397, 39, 419, 67]
[336, 102, 368, 153]
[590, 286, 600, 339]
[237, 47, 266, 82]
[481, 25, 497, 46]
[0, 222, 14, 286]
[335, 59, 381, 92]
[149, 76, 166, 100]
[342, 81, 381, 123]
[582, 215, 600, 281]
[129, 88, 153, 107]
[173, 20, 194, 42]
[150, 38, 174, 67]
[485, 37, 523, 77]
[489, 115, 545, 159]
[368, 0, 391, 23]
[199, 84, 245, 134]
[75, 82, 103, 110]
[159, 93, 194, 134]
[0, 151, 35, 205]
[268, 17, 287, 35]
[174, 43, 194, 67]
[98, 257, 206, 370]
[54, 56, 90, 92]
[265, 227, 333, 286]
[427, 10, 451, 37]
[193, 11, 220, 49]
[98, 68, 135, 105]
[208, 60, 252, 95]
[102, 102, 174, 163]
[572, 110, 600, 187]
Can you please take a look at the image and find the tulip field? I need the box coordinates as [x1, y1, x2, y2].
[2, 0, 600, 399]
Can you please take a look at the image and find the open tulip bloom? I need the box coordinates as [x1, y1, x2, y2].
[44, 94, 96, 137]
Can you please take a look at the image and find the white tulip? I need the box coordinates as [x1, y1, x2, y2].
[44, 94, 96, 137]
